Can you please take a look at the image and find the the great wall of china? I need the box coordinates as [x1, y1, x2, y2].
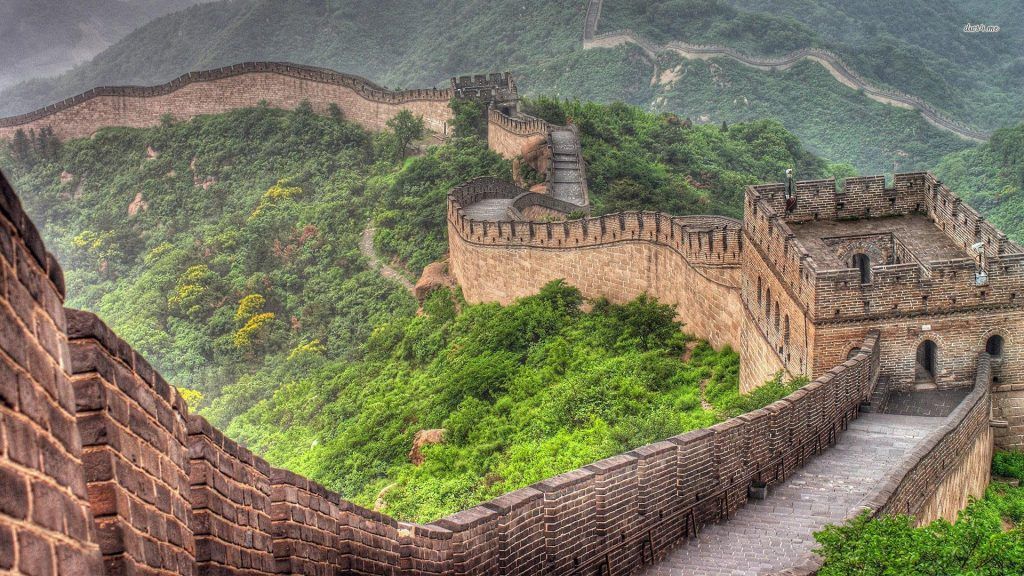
[0, 62, 458, 142]
[581, 0, 991, 142]
[0, 61, 1012, 575]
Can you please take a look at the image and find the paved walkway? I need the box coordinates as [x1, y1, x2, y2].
[548, 128, 586, 205]
[638, 413, 943, 575]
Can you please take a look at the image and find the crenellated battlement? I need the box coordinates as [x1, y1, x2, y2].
[486, 108, 548, 137]
[448, 178, 742, 267]
[0, 62, 453, 129]
[450, 72, 517, 105]
[744, 173, 1024, 326]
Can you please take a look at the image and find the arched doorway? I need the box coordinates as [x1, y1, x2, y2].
[915, 340, 938, 382]
[986, 334, 1004, 357]
[852, 253, 871, 284]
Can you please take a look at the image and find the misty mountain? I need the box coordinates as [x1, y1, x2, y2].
[0, 0, 211, 90]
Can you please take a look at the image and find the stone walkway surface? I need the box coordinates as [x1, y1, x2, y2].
[638, 413, 943, 576]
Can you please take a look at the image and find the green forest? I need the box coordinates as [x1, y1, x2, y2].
[936, 122, 1024, 241]
[1, 101, 822, 520]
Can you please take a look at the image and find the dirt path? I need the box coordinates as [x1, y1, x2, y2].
[582, 0, 989, 142]
[360, 225, 415, 294]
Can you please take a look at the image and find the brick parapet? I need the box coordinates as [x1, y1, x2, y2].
[187, 414, 275, 575]
[1, 172, 102, 574]
[486, 108, 547, 138]
[448, 177, 743, 270]
[0, 62, 452, 129]
[66, 308, 195, 575]
[868, 357, 992, 519]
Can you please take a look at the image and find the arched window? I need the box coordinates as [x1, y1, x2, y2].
[765, 288, 772, 320]
[757, 276, 762, 305]
[852, 253, 871, 284]
[784, 315, 790, 345]
[846, 347, 860, 360]
[774, 302, 780, 332]
[915, 340, 938, 382]
[986, 334, 1004, 357]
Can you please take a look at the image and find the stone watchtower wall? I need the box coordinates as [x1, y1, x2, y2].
[742, 173, 1024, 448]
[0, 62, 454, 141]
[447, 178, 750, 353]
[486, 109, 548, 162]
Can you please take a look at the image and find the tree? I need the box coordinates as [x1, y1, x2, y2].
[10, 129, 31, 164]
[386, 110, 425, 161]
[449, 98, 487, 139]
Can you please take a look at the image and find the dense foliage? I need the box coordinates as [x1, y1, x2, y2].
[814, 452, 1024, 575]
[935, 123, 1024, 241]
[3, 105, 421, 394]
[224, 281, 801, 521]
[0, 0, 1003, 175]
[525, 97, 842, 216]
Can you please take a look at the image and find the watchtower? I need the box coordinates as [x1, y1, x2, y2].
[450, 72, 519, 115]
[741, 172, 1023, 402]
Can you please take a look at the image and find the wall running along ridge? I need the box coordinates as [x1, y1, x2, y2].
[581, 0, 989, 142]
[0, 62, 454, 141]
[1, 163, 990, 573]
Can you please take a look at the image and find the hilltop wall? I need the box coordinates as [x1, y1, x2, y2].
[486, 108, 548, 161]
[0, 165, 997, 574]
[447, 178, 747, 353]
[0, 62, 454, 141]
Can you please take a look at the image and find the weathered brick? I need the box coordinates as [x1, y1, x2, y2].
[0, 463, 30, 519]
[18, 529, 54, 576]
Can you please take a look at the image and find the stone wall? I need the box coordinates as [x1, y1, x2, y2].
[0, 62, 454, 141]
[867, 356, 993, 523]
[0, 167, 103, 574]
[486, 109, 548, 162]
[0, 158, 1005, 575]
[447, 178, 747, 355]
[66, 308, 196, 575]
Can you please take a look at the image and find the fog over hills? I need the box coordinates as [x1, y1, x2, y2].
[0, 0, 211, 90]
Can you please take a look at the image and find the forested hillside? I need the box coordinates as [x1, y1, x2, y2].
[1, 101, 821, 520]
[0, 0, 209, 91]
[0, 0, 1008, 174]
[935, 122, 1024, 241]
[603, 0, 1024, 132]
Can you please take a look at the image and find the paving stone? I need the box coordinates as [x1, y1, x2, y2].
[639, 413, 943, 576]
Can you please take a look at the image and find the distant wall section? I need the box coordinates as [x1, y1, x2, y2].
[0, 62, 454, 141]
